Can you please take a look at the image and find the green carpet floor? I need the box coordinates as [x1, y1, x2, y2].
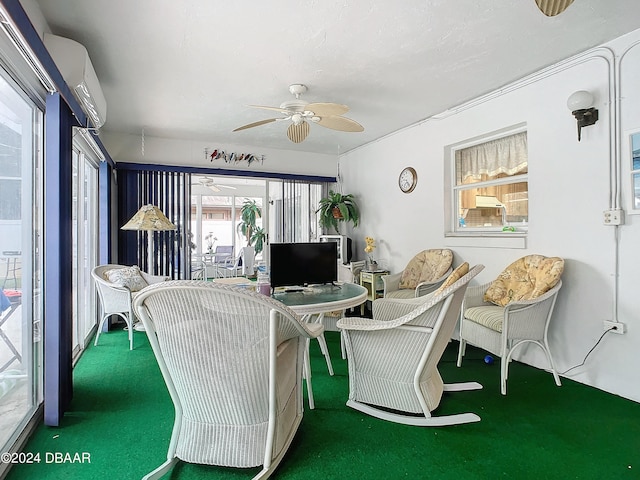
[6, 328, 640, 480]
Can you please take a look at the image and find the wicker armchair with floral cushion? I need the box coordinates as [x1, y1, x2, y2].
[456, 254, 565, 395]
[382, 249, 453, 299]
[91, 264, 168, 350]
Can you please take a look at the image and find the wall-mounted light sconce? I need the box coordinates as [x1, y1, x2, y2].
[567, 90, 598, 141]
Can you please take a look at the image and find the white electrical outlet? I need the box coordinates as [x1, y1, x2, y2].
[603, 320, 626, 334]
[603, 209, 624, 226]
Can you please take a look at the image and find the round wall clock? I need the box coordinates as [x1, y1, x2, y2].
[398, 167, 417, 193]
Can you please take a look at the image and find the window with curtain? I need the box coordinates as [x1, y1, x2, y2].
[453, 130, 528, 232]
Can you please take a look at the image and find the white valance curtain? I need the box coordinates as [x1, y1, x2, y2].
[456, 132, 528, 184]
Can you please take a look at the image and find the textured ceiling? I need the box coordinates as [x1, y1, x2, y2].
[33, 0, 640, 155]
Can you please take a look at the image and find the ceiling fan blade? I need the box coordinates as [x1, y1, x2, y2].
[304, 102, 349, 116]
[232, 118, 278, 132]
[287, 121, 310, 143]
[314, 115, 364, 132]
[215, 184, 237, 190]
[248, 104, 290, 114]
[191, 184, 219, 195]
[535, 0, 574, 16]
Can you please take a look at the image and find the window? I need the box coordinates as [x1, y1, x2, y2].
[450, 130, 528, 234]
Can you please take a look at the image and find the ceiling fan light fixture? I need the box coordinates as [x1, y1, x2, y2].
[291, 113, 303, 125]
[287, 121, 310, 143]
[535, 0, 574, 16]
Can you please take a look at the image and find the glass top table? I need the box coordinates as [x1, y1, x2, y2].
[272, 282, 367, 316]
[272, 282, 367, 410]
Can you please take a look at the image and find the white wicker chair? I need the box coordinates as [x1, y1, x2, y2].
[457, 279, 563, 395]
[337, 264, 484, 427]
[190, 259, 207, 280]
[132, 280, 323, 480]
[382, 249, 453, 299]
[91, 264, 168, 350]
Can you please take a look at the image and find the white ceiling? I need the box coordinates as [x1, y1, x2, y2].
[33, 0, 640, 156]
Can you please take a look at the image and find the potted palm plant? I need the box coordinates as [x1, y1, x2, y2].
[237, 199, 266, 254]
[316, 190, 360, 234]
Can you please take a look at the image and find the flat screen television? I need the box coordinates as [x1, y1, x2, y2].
[270, 242, 338, 288]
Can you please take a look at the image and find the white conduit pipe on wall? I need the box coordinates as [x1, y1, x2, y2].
[613, 39, 640, 208]
[609, 39, 640, 325]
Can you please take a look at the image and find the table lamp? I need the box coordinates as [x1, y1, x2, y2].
[121, 204, 176, 275]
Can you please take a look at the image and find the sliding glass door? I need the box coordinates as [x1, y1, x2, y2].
[189, 175, 328, 278]
[71, 131, 99, 360]
[190, 176, 267, 277]
[268, 179, 323, 243]
[0, 67, 43, 453]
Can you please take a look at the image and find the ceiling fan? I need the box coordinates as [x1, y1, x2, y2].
[535, 0, 574, 16]
[232, 84, 364, 143]
[192, 176, 237, 194]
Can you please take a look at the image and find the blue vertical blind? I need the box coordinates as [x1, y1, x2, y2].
[117, 168, 191, 278]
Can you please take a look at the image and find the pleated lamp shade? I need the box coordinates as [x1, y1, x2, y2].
[121, 204, 176, 231]
[121, 204, 176, 275]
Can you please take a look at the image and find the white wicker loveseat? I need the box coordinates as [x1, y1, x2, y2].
[338, 263, 484, 427]
[91, 264, 168, 350]
[133, 280, 323, 480]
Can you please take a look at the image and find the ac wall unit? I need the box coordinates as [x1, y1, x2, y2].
[43, 33, 107, 129]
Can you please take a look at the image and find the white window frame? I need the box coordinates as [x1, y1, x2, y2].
[628, 130, 640, 214]
[444, 125, 528, 249]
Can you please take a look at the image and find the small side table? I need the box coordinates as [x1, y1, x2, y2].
[360, 270, 389, 315]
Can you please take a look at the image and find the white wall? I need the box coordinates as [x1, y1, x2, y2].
[339, 29, 640, 402]
[100, 132, 338, 178]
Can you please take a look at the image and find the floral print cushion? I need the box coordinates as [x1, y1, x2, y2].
[398, 249, 453, 290]
[484, 255, 564, 307]
[433, 262, 469, 296]
[104, 265, 149, 292]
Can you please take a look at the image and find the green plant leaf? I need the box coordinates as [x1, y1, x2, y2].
[316, 190, 360, 233]
[237, 198, 263, 246]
